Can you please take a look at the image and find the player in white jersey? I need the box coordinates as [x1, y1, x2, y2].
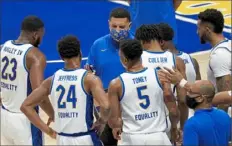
[0, 16, 54, 145]
[157, 23, 202, 118]
[21, 35, 110, 145]
[135, 24, 188, 132]
[197, 9, 231, 113]
[108, 39, 180, 145]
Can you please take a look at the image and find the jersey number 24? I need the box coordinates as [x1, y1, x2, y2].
[56, 85, 77, 109]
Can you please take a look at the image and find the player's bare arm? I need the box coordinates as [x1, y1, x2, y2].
[20, 77, 56, 138]
[216, 75, 231, 111]
[84, 73, 110, 123]
[176, 56, 188, 130]
[191, 57, 201, 80]
[212, 91, 232, 105]
[27, 48, 54, 120]
[108, 78, 123, 140]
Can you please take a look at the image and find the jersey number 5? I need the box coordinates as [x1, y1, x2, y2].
[56, 85, 77, 109]
[136, 85, 150, 109]
[1, 56, 17, 81]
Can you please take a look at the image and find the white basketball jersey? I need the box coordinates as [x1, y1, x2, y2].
[177, 51, 196, 83]
[119, 68, 168, 134]
[141, 50, 176, 69]
[0, 40, 33, 113]
[50, 68, 94, 134]
[207, 39, 231, 92]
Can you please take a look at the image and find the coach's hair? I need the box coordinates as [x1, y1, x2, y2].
[58, 35, 81, 59]
[119, 39, 142, 61]
[198, 9, 224, 34]
[135, 24, 162, 43]
[110, 7, 131, 21]
[157, 23, 174, 41]
[21, 15, 44, 32]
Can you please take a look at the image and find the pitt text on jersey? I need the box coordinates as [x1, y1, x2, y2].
[0, 46, 23, 92]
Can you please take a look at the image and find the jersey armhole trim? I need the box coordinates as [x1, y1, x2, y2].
[154, 67, 163, 90]
[119, 76, 125, 102]
[188, 54, 196, 73]
[81, 70, 92, 97]
[23, 46, 34, 73]
[172, 54, 176, 68]
[49, 75, 56, 94]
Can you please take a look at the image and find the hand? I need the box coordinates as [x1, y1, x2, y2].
[170, 128, 182, 144]
[159, 67, 183, 85]
[84, 64, 95, 74]
[91, 118, 106, 136]
[47, 127, 57, 139]
[47, 117, 54, 126]
[112, 128, 122, 140]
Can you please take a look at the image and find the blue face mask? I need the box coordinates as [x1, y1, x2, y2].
[110, 29, 129, 42]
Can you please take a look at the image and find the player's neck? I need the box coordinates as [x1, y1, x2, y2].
[64, 58, 81, 70]
[16, 32, 34, 44]
[127, 61, 144, 73]
[147, 43, 163, 52]
[167, 43, 179, 54]
[209, 33, 225, 47]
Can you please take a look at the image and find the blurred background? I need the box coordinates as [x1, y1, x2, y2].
[0, 0, 231, 78]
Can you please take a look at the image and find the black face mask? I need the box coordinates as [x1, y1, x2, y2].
[185, 95, 201, 109]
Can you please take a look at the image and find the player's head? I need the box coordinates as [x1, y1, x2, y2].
[197, 9, 224, 44]
[157, 23, 174, 50]
[119, 39, 143, 69]
[186, 80, 215, 109]
[58, 35, 81, 62]
[135, 24, 162, 49]
[109, 7, 131, 42]
[21, 15, 45, 47]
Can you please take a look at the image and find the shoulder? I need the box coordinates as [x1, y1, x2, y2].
[109, 77, 122, 91]
[184, 117, 198, 130]
[92, 34, 110, 46]
[26, 47, 46, 64]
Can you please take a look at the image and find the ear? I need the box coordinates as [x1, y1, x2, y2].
[195, 96, 204, 102]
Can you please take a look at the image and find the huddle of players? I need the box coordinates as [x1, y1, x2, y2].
[0, 15, 201, 146]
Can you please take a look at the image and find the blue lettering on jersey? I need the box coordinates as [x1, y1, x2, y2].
[183, 59, 189, 64]
[135, 111, 158, 121]
[58, 75, 78, 81]
[148, 57, 167, 63]
[58, 112, 78, 118]
[3, 47, 18, 55]
[0, 81, 17, 91]
[132, 76, 147, 84]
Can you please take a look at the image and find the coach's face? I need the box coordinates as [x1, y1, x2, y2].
[197, 20, 209, 44]
[109, 17, 131, 41]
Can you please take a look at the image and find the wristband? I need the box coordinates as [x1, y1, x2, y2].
[179, 79, 188, 88]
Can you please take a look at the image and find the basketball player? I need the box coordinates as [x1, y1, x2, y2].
[157, 23, 201, 118]
[0, 16, 54, 145]
[135, 24, 188, 131]
[108, 39, 180, 145]
[197, 9, 231, 112]
[21, 35, 110, 145]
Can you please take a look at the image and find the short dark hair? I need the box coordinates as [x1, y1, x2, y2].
[21, 15, 44, 32]
[58, 35, 81, 59]
[135, 24, 162, 42]
[198, 9, 224, 33]
[157, 23, 174, 41]
[120, 39, 142, 61]
[110, 7, 131, 21]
